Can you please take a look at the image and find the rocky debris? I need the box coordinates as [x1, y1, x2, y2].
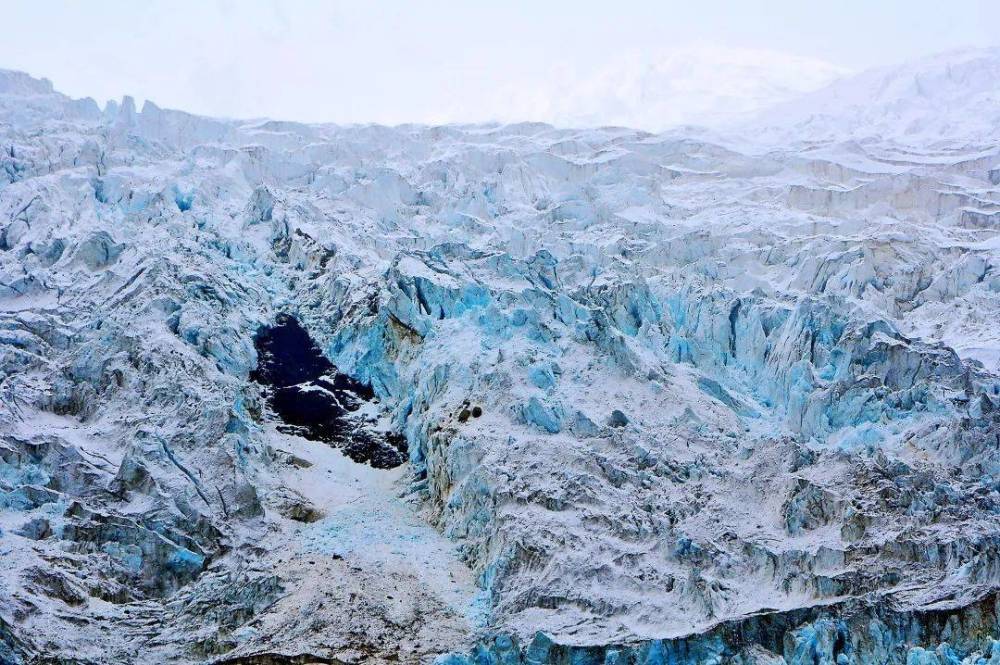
[250, 314, 407, 469]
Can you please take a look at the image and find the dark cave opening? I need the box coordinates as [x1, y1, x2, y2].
[250, 313, 406, 469]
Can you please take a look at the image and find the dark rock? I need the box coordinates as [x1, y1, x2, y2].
[607, 410, 629, 428]
[251, 314, 406, 469]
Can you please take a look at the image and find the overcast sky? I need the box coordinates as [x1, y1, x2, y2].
[3, 0, 998, 128]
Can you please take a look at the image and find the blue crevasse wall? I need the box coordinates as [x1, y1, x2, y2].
[437, 595, 1000, 665]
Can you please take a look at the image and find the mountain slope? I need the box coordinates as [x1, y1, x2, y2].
[743, 47, 1000, 146]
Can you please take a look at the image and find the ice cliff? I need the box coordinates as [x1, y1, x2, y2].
[1, 48, 1000, 664]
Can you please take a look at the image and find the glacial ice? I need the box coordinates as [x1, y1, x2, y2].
[1, 49, 1000, 663]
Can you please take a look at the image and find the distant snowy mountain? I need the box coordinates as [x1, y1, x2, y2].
[1, 50, 999, 665]
[744, 47, 1000, 145]
[443, 45, 848, 131]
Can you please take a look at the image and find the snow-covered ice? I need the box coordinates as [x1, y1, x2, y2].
[1, 48, 1000, 664]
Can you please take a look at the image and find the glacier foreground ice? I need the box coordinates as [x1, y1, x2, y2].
[1, 49, 1000, 663]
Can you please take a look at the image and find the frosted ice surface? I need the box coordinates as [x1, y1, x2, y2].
[1, 50, 999, 663]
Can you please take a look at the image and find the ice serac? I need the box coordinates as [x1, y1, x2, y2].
[1, 49, 1000, 664]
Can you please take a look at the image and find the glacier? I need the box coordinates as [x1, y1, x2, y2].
[1, 48, 1000, 664]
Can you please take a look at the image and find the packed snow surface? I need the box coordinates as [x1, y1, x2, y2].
[1, 48, 1000, 664]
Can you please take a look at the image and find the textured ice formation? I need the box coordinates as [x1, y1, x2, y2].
[1, 48, 999, 664]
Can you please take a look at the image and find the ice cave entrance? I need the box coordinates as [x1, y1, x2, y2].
[250, 314, 407, 469]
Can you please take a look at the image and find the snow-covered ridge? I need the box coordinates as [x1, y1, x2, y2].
[464, 45, 848, 132]
[742, 47, 1000, 146]
[0, 69, 55, 96]
[1, 50, 999, 664]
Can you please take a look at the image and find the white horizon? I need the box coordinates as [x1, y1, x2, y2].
[2, 1, 998, 131]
